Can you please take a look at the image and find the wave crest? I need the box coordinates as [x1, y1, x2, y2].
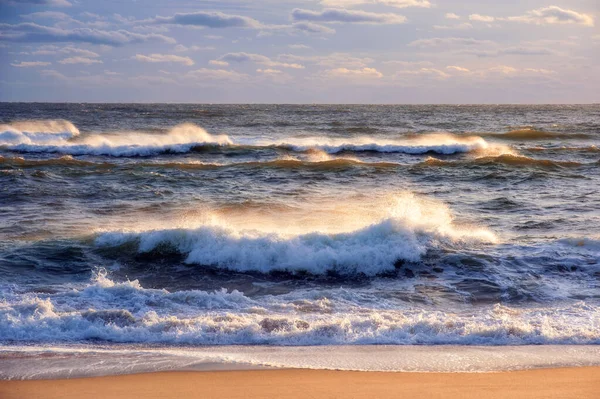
[95, 192, 497, 276]
[1, 121, 231, 157]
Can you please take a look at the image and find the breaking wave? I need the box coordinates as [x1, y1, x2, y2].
[1, 122, 232, 157]
[1, 121, 494, 157]
[95, 192, 497, 276]
[1, 272, 598, 346]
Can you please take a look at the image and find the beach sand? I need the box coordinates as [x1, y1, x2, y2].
[1, 367, 599, 399]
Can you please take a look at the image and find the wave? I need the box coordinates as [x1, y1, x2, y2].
[418, 154, 585, 169]
[270, 133, 489, 155]
[481, 128, 590, 141]
[1, 120, 494, 157]
[1, 122, 232, 157]
[0, 155, 400, 171]
[95, 192, 496, 276]
[524, 145, 600, 153]
[1, 273, 598, 346]
[0, 120, 80, 144]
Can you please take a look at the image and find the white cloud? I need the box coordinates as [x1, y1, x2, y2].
[0, 23, 175, 46]
[445, 13, 460, 20]
[324, 67, 383, 78]
[209, 60, 229, 66]
[408, 37, 494, 47]
[446, 65, 470, 72]
[291, 22, 336, 34]
[173, 44, 214, 52]
[489, 65, 518, 74]
[104, 70, 121, 75]
[186, 68, 248, 81]
[280, 53, 374, 68]
[59, 56, 102, 64]
[11, 61, 51, 67]
[395, 68, 450, 79]
[147, 11, 263, 29]
[257, 68, 283, 74]
[291, 8, 406, 25]
[433, 23, 472, 30]
[469, 14, 495, 22]
[31, 45, 100, 58]
[216, 52, 304, 69]
[133, 53, 194, 66]
[320, 0, 430, 8]
[21, 11, 71, 20]
[507, 6, 594, 27]
[288, 44, 311, 49]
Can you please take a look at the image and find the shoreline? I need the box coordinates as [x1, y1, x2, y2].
[2, 344, 600, 379]
[2, 367, 599, 399]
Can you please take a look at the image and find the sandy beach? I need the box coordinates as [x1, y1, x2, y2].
[2, 367, 599, 399]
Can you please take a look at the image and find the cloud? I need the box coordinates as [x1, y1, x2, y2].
[257, 68, 283, 74]
[186, 68, 248, 81]
[469, 14, 495, 22]
[433, 23, 472, 30]
[147, 11, 262, 29]
[21, 11, 72, 20]
[174, 44, 214, 52]
[11, 61, 51, 67]
[445, 13, 460, 20]
[291, 22, 336, 34]
[209, 60, 229, 66]
[446, 65, 470, 72]
[395, 68, 450, 79]
[280, 52, 373, 68]
[291, 8, 407, 24]
[0, 23, 175, 46]
[216, 52, 304, 69]
[383, 60, 433, 67]
[58, 56, 102, 64]
[323, 67, 383, 78]
[289, 44, 311, 49]
[1, 0, 71, 7]
[319, 0, 430, 8]
[507, 6, 594, 27]
[133, 53, 194, 66]
[408, 37, 494, 47]
[31, 45, 100, 57]
[488, 65, 518, 74]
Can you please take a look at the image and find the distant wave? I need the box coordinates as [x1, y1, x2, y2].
[524, 145, 600, 153]
[1, 121, 232, 157]
[481, 128, 590, 141]
[95, 192, 496, 276]
[418, 154, 587, 169]
[1, 120, 492, 157]
[0, 155, 400, 171]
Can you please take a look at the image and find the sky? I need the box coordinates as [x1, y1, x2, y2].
[0, 0, 598, 103]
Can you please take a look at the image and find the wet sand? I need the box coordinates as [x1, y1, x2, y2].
[1, 367, 599, 399]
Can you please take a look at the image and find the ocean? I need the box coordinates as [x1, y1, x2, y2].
[1, 103, 599, 377]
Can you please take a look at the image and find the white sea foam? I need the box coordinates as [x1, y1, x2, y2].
[265, 133, 490, 154]
[0, 273, 599, 347]
[2, 345, 600, 379]
[95, 192, 497, 275]
[1, 121, 495, 156]
[1, 122, 231, 156]
[0, 120, 79, 144]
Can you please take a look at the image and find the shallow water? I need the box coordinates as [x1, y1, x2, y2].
[1, 104, 599, 350]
